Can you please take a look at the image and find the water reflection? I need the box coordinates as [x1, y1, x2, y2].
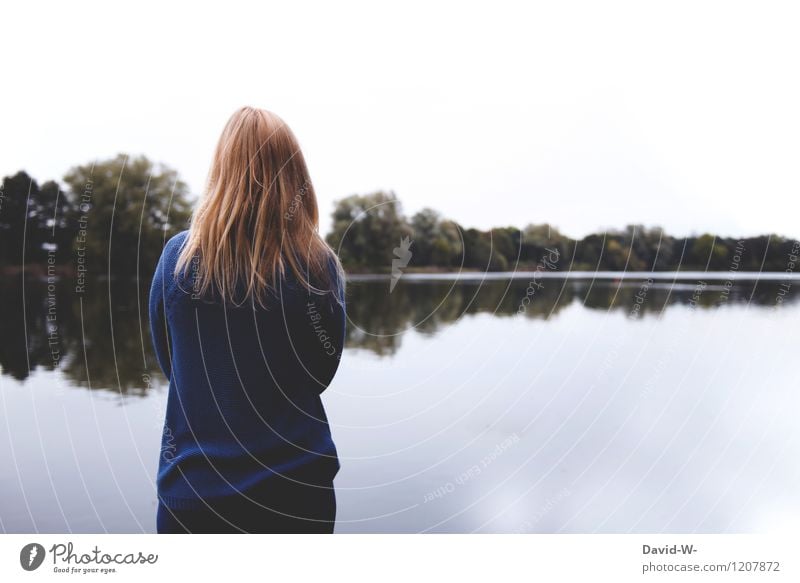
[1, 275, 797, 391]
[2, 273, 799, 534]
[0, 276, 155, 395]
[344, 277, 797, 356]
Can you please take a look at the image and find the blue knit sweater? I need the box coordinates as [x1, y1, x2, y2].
[149, 231, 344, 509]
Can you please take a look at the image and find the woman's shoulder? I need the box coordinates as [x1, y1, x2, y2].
[157, 230, 190, 270]
[154, 230, 190, 291]
[164, 230, 190, 255]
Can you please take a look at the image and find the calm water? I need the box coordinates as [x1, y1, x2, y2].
[1, 273, 799, 533]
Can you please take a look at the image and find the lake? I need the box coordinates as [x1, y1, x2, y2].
[1, 272, 799, 533]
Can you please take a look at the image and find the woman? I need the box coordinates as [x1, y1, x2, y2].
[149, 106, 345, 533]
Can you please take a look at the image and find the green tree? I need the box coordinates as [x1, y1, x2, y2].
[431, 220, 463, 267]
[0, 171, 75, 267]
[521, 223, 571, 267]
[491, 227, 519, 267]
[62, 155, 192, 277]
[603, 239, 629, 270]
[326, 191, 412, 270]
[409, 209, 464, 267]
[575, 233, 605, 270]
[410, 207, 441, 266]
[689, 234, 728, 269]
[0, 171, 31, 266]
[463, 228, 509, 271]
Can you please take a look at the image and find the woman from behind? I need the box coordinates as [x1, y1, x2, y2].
[149, 106, 345, 533]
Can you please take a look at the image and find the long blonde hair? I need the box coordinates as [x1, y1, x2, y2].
[176, 106, 342, 306]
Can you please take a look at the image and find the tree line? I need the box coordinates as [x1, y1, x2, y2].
[325, 191, 797, 273]
[1, 155, 796, 276]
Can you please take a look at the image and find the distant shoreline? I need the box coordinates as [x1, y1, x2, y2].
[3, 266, 799, 283]
[348, 270, 800, 282]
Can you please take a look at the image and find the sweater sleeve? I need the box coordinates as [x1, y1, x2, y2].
[149, 245, 172, 379]
[306, 260, 346, 394]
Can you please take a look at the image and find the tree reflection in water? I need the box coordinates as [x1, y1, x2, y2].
[0, 275, 795, 394]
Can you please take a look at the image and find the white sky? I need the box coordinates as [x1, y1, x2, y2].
[2, 1, 799, 239]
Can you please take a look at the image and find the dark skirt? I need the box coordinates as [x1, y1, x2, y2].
[157, 476, 336, 534]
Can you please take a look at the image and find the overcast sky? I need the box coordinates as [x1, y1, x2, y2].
[3, 1, 799, 239]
